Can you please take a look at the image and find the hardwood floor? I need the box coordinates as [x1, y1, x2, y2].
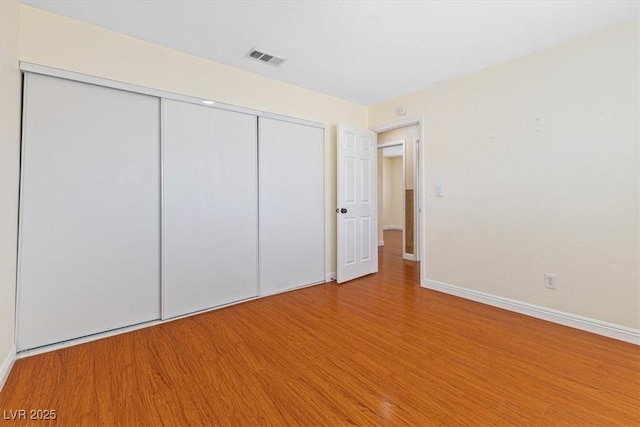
[1, 230, 638, 426]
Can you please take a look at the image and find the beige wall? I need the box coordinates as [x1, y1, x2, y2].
[19, 5, 368, 276]
[382, 156, 403, 229]
[370, 18, 640, 329]
[0, 0, 21, 382]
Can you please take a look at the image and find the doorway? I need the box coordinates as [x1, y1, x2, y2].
[376, 124, 419, 262]
[377, 141, 405, 257]
[335, 119, 423, 285]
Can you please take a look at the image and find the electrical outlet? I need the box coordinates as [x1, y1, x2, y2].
[544, 273, 557, 290]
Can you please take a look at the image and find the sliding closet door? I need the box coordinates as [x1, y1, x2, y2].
[17, 74, 161, 351]
[259, 117, 325, 295]
[162, 100, 258, 319]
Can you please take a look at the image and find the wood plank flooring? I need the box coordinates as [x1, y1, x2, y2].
[1, 230, 638, 426]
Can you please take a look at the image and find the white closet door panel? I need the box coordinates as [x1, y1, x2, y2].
[162, 100, 258, 319]
[259, 118, 324, 295]
[18, 74, 161, 351]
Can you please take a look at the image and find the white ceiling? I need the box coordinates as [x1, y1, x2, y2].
[22, 0, 639, 106]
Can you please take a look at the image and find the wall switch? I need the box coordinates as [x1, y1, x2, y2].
[435, 183, 444, 197]
[544, 273, 557, 290]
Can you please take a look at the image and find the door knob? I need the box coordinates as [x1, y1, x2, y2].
[340, 208, 348, 214]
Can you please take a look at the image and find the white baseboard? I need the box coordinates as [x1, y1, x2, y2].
[383, 225, 403, 231]
[0, 346, 16, 393]
[423, 279, 640, 345]
[18, 279, 329, 359]
[403, 253, 417, 261]
[259, 280, 325, 298]
[21, 291, 278, 357]
[325, 272, 336, 282]
[18, 321, 163, 358]
[378, 240, 384, 246]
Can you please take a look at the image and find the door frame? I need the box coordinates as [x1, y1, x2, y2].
[377, 140, 409, 259]
[370, 116, 425, 283]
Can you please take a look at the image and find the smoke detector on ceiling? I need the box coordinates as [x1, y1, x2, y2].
[246, 48, 286, 67]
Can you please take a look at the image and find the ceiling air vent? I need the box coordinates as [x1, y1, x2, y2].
[246, 48, 286, 67]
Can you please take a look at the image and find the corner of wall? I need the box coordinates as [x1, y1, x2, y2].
[0, 346, 17, 392]
[0, 0, 22, 391]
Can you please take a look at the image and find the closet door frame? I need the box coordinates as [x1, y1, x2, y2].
[16, 62, 326, 353]
[20, 63, 323, 129]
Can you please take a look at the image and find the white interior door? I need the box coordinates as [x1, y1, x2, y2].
[18, 73, 161, 350]
[337, 124, 378, 283]
[162, 99, 258, 319]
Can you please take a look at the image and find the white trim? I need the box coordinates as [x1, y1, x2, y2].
[19, 62, 324, 130]
[383, 225, 403, 231]
[259, 280, 325, 298]
[15, 74, 30, 348]
[19, 62, 255, 115]
[378, 240, 384, 246]
[413, 136, 420, 262]
[377, 140, 404, 149]
[0, 346, 16, 392]
[403, 254, 417, 261]
[418, 117, 426, 280]
[371, 116, 421, 133]
[260, 111, 323, 130]
[257, 116, 263, 297]
[325, 272, 336, 282]
[159, 99, 166, 320]
[321, 128, 327, 287]
[423, 279, 640, 345]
